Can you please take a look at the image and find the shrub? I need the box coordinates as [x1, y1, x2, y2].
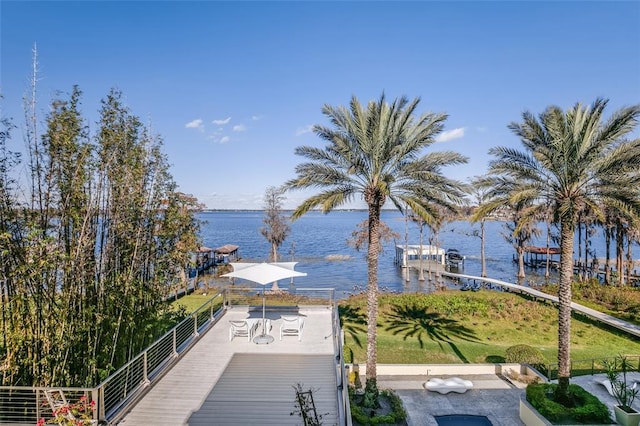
[505, 344, 546, 366]
[526, 383, 611, 424]
[349, 388, 406, 425]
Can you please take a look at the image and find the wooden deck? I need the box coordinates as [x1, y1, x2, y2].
[116, 306, 337, 425]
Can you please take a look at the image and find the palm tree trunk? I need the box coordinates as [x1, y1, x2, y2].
[616, 224, 625, 285]
[418, 222, 424, 281]
[517, 246, 525, 278]
[365, 197, 382, 402]
[605, 225, 611, 284]
[480, 219, 486, 278]
[557, 219, 574, 400]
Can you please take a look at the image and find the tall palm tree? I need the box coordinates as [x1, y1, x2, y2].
[487, 98, 640, 400]
[286, 94, 467, 402]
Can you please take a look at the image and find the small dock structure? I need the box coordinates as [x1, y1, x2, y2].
[520, 245, 561, 268]
[191, 244, 241, 277]
[395, 244, 446, 272]
[214, 244, 240, 263]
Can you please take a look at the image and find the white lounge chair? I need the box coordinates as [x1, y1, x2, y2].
[424, 377, 473, 394]
[595, 378, 615, 396]
[595, 377, 637, 397]
[280, 315, 304, 341]
[229, 320, 257, 342]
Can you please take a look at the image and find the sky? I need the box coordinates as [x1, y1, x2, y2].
[2, 1, 639, 210]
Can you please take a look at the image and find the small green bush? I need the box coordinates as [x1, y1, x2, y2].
[349, 388, 406, 425]
[505, 344, 546, 365]
[526, 383, 611, 424]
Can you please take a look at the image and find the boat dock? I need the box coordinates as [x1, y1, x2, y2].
[190, 244, 240, 276]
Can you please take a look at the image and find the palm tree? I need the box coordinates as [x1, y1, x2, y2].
[487, 98, 640, 400]
[286, 94, 467, 403]
[468, 176, 498, 278]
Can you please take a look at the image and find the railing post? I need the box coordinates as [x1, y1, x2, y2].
[98, 385, 107, 421]
[143, 352, 150, 386]
[36, 388, 41, 421]
[193, 313, 199, 337]
[172, 328, 178, 357]
[91, 387, 102, 421]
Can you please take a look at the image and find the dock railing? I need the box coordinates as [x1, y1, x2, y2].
[0, 287, 339, 425]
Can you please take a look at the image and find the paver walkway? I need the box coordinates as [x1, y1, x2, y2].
[380, 374, 525, 426]
[380, 372, 640, 425]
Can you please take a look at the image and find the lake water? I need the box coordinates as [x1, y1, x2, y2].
[198, 210, 637, 298]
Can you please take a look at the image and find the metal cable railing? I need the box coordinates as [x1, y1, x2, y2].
[0, 288, 338, 424]
[539, 354, 640, 381]
[0, 291, 225, 424]
[0, 387, 94, 424]
[331, 300, 352, 426]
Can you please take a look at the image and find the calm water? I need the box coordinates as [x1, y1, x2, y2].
[198, 210, 635, 298]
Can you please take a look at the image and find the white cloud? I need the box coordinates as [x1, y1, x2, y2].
[295, 124, 313, 136]
[213, 117, 232, 125]
[251, 115, 263, 121]
[185, 118, 204, 131]
[436, 127, 465, 143]
[219, 136, 230, 144]
[233, 124, 246, 132]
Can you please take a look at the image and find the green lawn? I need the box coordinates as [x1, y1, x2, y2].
[170, 291, 223, 313]
[340, 291, 640, 366]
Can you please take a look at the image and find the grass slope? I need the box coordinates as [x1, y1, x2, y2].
[340, 290, 640, 365]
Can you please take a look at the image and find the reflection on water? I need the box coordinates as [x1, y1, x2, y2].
[198, 210, 637, 298]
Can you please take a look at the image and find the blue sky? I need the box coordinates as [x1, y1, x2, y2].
[2, 1, 639, 209]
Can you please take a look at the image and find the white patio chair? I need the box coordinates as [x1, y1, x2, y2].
[229, 320, 254, 342]
[280, 315, 304, 341]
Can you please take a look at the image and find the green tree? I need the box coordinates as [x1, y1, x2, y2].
[260, 186, 290, 263]
[286, 94, 467, 404]
[487, 98, 640, 400]
[0, 86, 201, 387]
[260, 186, 291, 291]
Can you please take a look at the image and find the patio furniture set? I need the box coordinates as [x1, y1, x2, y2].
[229, 315, 304, 343]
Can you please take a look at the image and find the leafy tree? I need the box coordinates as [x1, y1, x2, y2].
[260, 186, 291, 291]
[286, 94, 467, 405]
[487, 98, 640, 400]
[0, 86, 201, 387]
[260, 186, 290, 263]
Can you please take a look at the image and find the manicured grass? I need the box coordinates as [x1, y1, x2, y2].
[541, 281, 640, 326]
[169, 290, 225, 313]
[340, 291, 640, 365]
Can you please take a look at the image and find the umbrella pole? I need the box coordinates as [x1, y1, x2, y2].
[254, 285, 274, 344]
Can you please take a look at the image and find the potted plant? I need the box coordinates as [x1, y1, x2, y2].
[604, 355, 640, 426]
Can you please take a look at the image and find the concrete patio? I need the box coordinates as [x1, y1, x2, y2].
[379, 371, 640, 425]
